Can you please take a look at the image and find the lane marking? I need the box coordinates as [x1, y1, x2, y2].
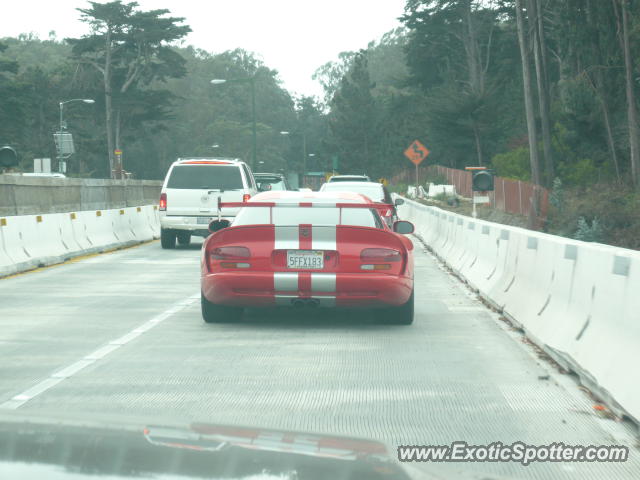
[0, 292, 199, 410]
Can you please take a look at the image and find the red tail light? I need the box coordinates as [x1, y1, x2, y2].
[243, 194, 251, 202]
[210, 246, 250, 260]
[360, 248, 402, 262]
[159, 193, 167, 211]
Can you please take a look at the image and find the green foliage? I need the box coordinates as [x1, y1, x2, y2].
[574, 217, 604, 243]
[549, 177, 564, 210]
[327, 51, 377, 175]
[491, 147, 531, 180]
[546, 182, 640, 249]
[388, 182, 407, 194]
[557, 158, 600, 186]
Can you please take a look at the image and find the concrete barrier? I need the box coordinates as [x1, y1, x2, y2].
[396, 196, 640, 425]
[0, 216, 40, 274]
[0, 175, 162, 216]
[0, 204, 160, 277]
[0, 218, 18, 277]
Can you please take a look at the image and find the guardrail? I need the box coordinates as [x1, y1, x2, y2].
[397, 196, 640, 426]
[0, 205, 160, 277]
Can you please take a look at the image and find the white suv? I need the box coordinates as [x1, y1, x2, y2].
[158, 158, 257, 248]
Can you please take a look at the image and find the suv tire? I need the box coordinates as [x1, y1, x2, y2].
[177, 232, 191, 246]
[161, 228, 176, 249]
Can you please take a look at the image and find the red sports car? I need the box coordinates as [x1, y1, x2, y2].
[200, 191, 415, 324]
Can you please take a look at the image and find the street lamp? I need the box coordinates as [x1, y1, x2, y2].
[306, 153, 316, 176]
[211, 77, 257, 170]
[60, 98, 95, 132]
[57, 98, 94, 173]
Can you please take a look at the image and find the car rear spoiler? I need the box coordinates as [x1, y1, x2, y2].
[217, 198, 381, 210]
[215, 198, 388, 222]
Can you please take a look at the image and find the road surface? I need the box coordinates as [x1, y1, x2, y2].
[0, 238, 638, 479]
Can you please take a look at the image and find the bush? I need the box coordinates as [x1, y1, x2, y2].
[546, 182, 640, 249]
[388, 182, 407, 194]
[556, 157, 599, 186]
[490, 146, 531, 180]
[549, 177, 564, 210]
[573, 216, 604, 243]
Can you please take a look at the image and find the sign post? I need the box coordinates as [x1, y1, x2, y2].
[465, 166, 489, 218]
[114, 149, 123, 179]
[403, 140, 430, 190]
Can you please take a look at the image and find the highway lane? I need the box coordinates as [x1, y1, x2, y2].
[0, 238, 638, 479]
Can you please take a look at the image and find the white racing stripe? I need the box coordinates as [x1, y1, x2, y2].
[311, 226, 336, 250]
[311, 273, 336, 293]
[274, 226, 299, 250]
[0, 293, 199, 410]
[274, 272, 299, 292]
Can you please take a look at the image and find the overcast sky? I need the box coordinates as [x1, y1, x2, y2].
[0, 0, 407, 98]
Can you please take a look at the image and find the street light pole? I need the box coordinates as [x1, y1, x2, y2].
[58, 103, 65, 173]
[302, 134, 307, 175]
[211, 77, 258, 170]
[250, 77, 257, 171]
[57, 98, 94, 174]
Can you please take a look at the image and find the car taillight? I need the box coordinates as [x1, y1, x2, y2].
[243, 194, 251, 202]
[210, 246, 250, 260]
[360, 248, 402, 262]
[207, 246, 251, 270]
[159, 193, 167, 211]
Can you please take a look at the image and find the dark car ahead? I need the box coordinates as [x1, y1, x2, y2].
[254, 172, 292, 192]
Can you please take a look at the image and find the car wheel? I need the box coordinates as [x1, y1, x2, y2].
[378, 289, 414, 325]
[160, 229, 176, 249]
[201, 293, 243, 323]
[177, 232, 191, 246]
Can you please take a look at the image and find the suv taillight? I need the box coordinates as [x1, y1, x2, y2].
[159, 193, 167, 211]
[243, 194, 251, 202]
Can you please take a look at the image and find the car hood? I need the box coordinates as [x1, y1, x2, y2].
[0, 412, 422, 480]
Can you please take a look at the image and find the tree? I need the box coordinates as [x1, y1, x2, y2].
[402, 0, 515, 168]
[328, 52, 377, 174]
[313, 51, 357, 105]
[528, 0, 554, 185]
[514, 0, 541, 185]
[0, 42, 24, 148]
[67, 1, 190, 177]
[613, 0, 640, 188]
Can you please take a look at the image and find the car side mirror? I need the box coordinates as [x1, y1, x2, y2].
[393, 220, 414, 234]
[394, 198, 404, 206]
[209, 219, 230, 233]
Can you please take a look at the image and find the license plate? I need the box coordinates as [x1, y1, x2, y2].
[197, 217, 212, 224]
[287, 250, 324, 269]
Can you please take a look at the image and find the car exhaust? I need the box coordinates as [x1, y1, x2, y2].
[306, 299, 319, 308]
[292, 299, 306, 308]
